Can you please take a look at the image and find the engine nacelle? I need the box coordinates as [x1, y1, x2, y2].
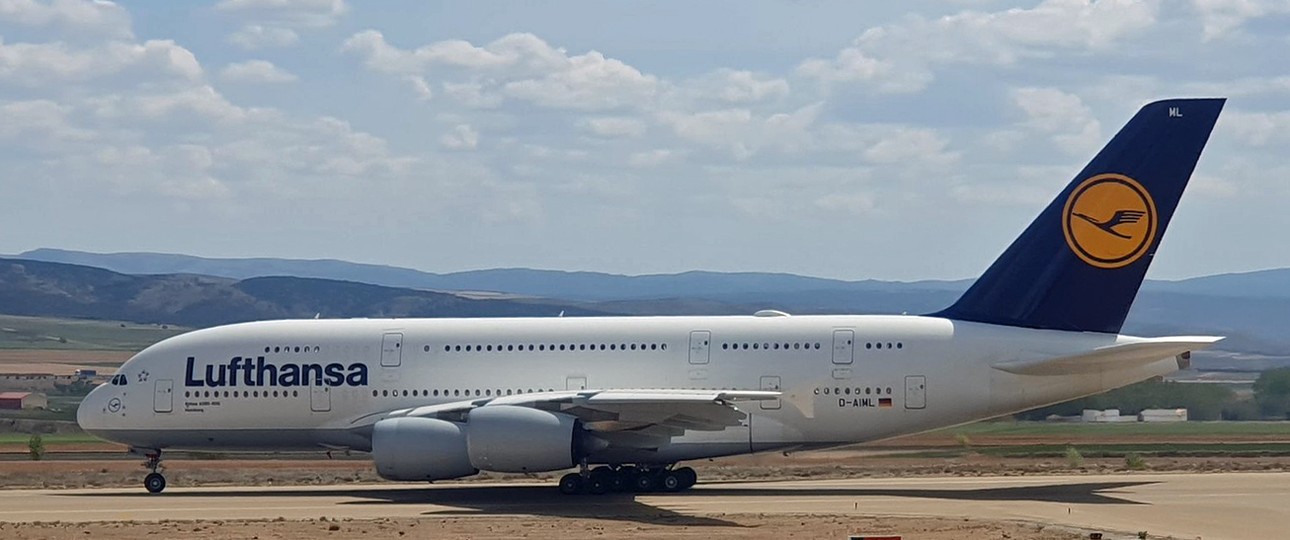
[371, 417, 478, 481]
[466, 406, 581, 473]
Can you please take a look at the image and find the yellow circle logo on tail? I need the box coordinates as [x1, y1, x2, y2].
[1062, 174, 1157, 269]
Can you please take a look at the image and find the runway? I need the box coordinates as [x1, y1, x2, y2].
[2, 473, 1284, 540]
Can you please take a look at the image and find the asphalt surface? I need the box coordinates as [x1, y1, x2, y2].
[2, 473, 1285, 539]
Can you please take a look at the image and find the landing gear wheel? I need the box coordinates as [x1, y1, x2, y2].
[588, 469, 611, 495]
[632, 471, 656, 493]
[558, 473, 586, 495]
[675, 467, 697, 490]
[660, 470, 684, 492]
[608, 468, 630, 492]
[144, 472, 166, 494]
[140, 450, 166, 494]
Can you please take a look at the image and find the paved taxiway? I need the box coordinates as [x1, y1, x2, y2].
[1, 473, 1284, 540]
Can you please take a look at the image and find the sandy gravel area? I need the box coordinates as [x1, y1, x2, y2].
[0, 515, 1088, 539]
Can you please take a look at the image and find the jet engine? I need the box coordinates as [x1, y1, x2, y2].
[466, 406, 605, 472]
[372, 406, 608, 480]
[371, 417, 477, 481]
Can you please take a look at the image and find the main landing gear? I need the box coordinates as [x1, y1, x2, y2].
[142, 450, 166, 494]
[558, 465, 697, 495]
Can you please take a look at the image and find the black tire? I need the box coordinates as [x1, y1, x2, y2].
[558, 473, 586, 495]
[675, 467, 697, 490]
[660, 470, 683, 492]
[588, 472, 610, 495]
[632, 471, 656, 493]
[608, 470, 629, 492]
[144, 472, 166, 494]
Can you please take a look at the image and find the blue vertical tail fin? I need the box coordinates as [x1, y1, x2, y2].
[932, 98, 1225, 334]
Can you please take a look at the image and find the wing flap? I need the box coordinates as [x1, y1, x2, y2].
[385, 388, 779, 449]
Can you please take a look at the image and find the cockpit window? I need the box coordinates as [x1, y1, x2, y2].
[111, 374, 127, 386]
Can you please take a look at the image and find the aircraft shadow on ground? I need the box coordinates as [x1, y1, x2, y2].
[692, 481, 1156, 505]
[59, 480, 1153, 526]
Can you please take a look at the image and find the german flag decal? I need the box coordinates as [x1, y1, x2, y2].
[878, 398, 893, 408]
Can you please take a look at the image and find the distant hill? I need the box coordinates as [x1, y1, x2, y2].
[7, 249, 1290, 360]
[22, 248, 1290, 302]
[0, 258, 607, 328]
[1146, 268, 1290, 299]
[16, 248, 969, 301]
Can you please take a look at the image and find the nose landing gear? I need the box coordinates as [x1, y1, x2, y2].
[142, 450, 166, 494]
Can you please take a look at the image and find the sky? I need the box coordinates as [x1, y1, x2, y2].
[0, 0, 1287, 281]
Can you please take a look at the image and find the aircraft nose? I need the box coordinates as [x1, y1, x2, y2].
[77, 383, 110, 433]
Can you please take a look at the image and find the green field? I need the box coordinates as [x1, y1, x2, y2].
[892, 442, 1290, 459]
[0, 433, 103, 445]
[0, 315, 188, 351]
[935, 420, 1290, 438]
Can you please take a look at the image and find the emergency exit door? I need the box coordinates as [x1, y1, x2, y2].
[905, 375, 926, 409]
[311, 385, 331, 412]
[759, 376, 781, 410]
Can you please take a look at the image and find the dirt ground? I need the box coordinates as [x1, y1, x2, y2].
[3, 451, 1290, 490]
[0, 452, 1265, 539]
[0, 515, 1093, 540]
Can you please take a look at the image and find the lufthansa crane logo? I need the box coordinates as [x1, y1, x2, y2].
[1062, 174, 1157, 269]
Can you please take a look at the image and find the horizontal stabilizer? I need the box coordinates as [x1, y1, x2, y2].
[991, 336, 1222, 376]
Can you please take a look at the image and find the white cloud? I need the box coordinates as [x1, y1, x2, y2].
[218, 0, 344, 50]
[0, 38, 201, 85]
[582, 116, 647, 138]
[341, 31, 561, 74]
[440, 124, 479, 150]
[220, 59, 297, 84]
[89, 85, 254, 123]
[683, 69, 790, 103]
[1011, 87, 1102, 155]
[796, 44, 924, 93]
[813, 192, 877, 215]
[441, 82, 501, 108]
[406, 75, 432, 101]
[343, 31, 660, 110]
[861, 127, 957, 165]
[798, 0, 1160, 92]
[501, 52, 657, 110]
[0, 99, 93, 145]
[660, 103, 824, 159]
[0, 0, 133, 39]
[227, 24, 299, 49]
[1193, 0, 1290, 40]
[216, 0, 345, 28]
[627, 149, 675, 168]
[1219, 109, 1290, 146]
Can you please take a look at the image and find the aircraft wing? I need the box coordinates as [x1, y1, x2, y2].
[380, 389, 780, 449]
[990, 336, 1222, 376]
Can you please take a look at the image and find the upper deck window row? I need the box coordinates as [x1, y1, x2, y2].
[437, 342, 668, 353]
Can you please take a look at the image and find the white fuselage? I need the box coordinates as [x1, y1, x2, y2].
[79, 314, 1180, 463]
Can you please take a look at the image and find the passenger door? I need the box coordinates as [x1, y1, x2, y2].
[832, 329, 854, 364]
[689, 331, 711, 364]
[381, 332, 403, 367]
[153, 380, 173, 413]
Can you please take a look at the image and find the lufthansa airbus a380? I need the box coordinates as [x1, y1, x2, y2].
[80, 98, 1225, 495]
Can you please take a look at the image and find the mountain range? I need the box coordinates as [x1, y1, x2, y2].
[5, 249, 1290, 360]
